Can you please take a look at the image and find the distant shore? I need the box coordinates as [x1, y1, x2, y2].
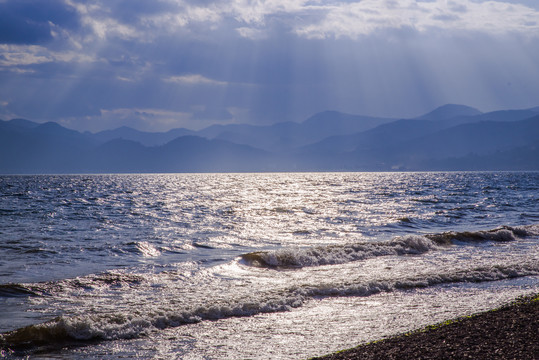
[311, 293, 539, 360]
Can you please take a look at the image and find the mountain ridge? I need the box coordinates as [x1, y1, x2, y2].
[1, 104, 538, 173]
[417, 104, 482, 120]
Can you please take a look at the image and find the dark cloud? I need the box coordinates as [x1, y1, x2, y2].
[0, 0, 79, 44]
[0, 0, 538, 131]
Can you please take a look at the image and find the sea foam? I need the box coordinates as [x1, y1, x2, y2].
[240, 225, 537, 269]
[2, 260, 537, 353]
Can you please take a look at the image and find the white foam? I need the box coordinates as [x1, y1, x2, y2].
[4, 260, 537, 350]
[241, 224, 539, 269]
[241, 235, 439, 268]
[135, 242, 160, 257]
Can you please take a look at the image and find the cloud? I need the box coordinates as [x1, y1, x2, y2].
[0, 0, 539, 132]
[0, 0, 80, 44]
[236, 27, 267, 39]
[163, 74, 228, 86]
[0, 44, 94, 68]
[294, 0, 539, 39]
[3, 1, 537, 47]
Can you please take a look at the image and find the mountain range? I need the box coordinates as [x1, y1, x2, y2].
[1, 104, 538, 173]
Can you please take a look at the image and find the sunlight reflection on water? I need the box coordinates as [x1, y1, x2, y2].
[1, 172, 538, 359]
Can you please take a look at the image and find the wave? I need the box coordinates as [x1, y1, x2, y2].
[0, 272, 146, 301]
[2, 261, 538, 353]
[425, 225, 538, 245]
[240, 224, 538, 268]
[0, 284, 39, 298]
[125, 241, 161, 257]
[241, 235, 438, 268]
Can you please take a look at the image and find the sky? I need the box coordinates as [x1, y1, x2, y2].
[0, 0, 538, 132]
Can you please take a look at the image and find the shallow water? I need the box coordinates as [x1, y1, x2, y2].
[0, 172, 538, 359]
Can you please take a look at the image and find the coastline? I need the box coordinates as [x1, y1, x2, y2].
[311, 293, 539, 360]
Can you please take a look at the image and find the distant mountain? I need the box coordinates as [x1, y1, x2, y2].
[0, 118, 273, 173]
[85, 136, 274, 173]
[300, 111, 395, 136]
[94, 126, 195, 147]
[417, 104, 482, 120]
[89, 110, 395, 151]
[199, 122, 302, 152]
[425, 142, 539, 171]
[156, 136, 272, 172]
[5, 118, 41, 129]
[0, 120, 97, 173]
[90, 111, 395, 151]
[299, 107, 538, 156]
[85, 139, 152, 173]
[394, 115, 539, 160]
[470, 110, 538, 123]
[1, 105, 538, 173]
[299, 119, 448, 155]
[200, 111, 396, 152]
[344, 115, 539, 170]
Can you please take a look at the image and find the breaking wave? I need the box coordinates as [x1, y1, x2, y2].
[241, 225, 538, 269]
[424, 225, 538, 245]
[2, 261, 538, 353]
[241, 235, 438, 268]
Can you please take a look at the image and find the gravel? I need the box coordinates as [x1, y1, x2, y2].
[311, 294, 539, 360]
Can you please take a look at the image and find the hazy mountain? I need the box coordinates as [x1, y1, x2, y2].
[85, 136, 272, 173]
[1, 105, 538, 173]
[300, 111, 396, 138]
[425, 142, 539, 171]
[395, 115, 539, 160]
[344, 115, 539, 170]
[155, 136, 273, 172]
[298, 119, 448, 155]
[470, 109, 538, 123]
[0, 120, 97, 173]
[92, 106, 538, 150]
[0, 119, 272, 173]
[85, 105, 525, 153]
[200, 122, 302, 152]
[94, 126, 195, 147]
[417, 104, 482, 120]
[299, 107, 538, 156]
[201, 111, 396, 152]
[85, 139, 152, 173]
[5, 118, 41, 129]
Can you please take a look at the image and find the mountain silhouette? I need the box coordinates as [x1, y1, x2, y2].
[417, 104, 482, 120]
[1, 104, 538, 173]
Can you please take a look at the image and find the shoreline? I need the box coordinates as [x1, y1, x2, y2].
[311, 293, 539, 360]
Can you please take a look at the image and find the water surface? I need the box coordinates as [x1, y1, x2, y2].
[1, 172, 538, 359]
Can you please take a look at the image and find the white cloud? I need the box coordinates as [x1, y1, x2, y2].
[66, 0, 144, 42]
[0, 44, 95, 67]
[144, 0, 539, 40]
[294, 0, 539, 39]
[60, 1, 538, 45]
[163, 74, 228, 86]
[57, 1, 539, 44]
[236, 26, 267, 39]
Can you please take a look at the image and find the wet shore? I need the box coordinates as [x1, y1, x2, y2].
[312, 293, 539, 360]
